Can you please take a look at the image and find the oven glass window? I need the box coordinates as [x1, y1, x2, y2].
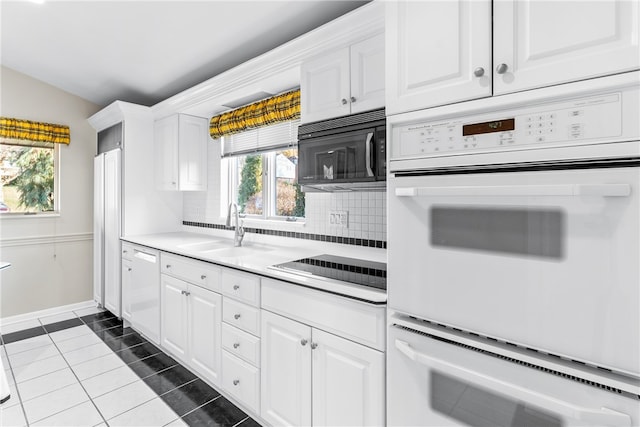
[430, 371, 562, 427]
[430, 206, 564, 259]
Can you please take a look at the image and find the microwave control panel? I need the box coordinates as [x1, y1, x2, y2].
[392, 93, 625, 159]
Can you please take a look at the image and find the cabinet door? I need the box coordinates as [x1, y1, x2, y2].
[311, 329, 385, 427]
[494, 0, 640, 95]
[301, 48, 351, 123]
[154, 115, 179, 191]
[188, 284, 222, 386]
[350, 33, 385, 114]
[121, 258, 132, 322]
[103, 150, 121, 317]
[178, 115, 208, 191]
[260, 311, 312, 427]
[385, 0, 492, 115]
[160, 275, 187, 358]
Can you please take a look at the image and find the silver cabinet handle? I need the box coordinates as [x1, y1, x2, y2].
[300, 339, 308, 346]
[201, 275, 206, 280]
[350, 96, 356, 103]
[123, 250, 128, 254]
[172, 181, 176, 185]
[234, 314, 241, 320]
[181, 290, 186, 295]
[341, 98, 348, 105]
[233, 284, 240, 290]
[310, 342, 318, 350]
[233, 343, 240, 349]
[185, 291, 190, 297]
[127, 268, 132, 272]
[473, 67, 485, 77]
[496, 63, 509, 74]
[166, 264, 171, 269]
[233, 379, 240, 386]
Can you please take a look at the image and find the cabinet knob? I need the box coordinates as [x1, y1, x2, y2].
[172, 181, 176, 186]
[350, 96, 356, 103]
[166, 264, 171, 269]
[123, 250, 128, 254]
[233, 284, 240, 290]
[473, 67, 485, 77]
[185, 291, 190, 297]
[234, 313, 241, 320]
[300, 339, 308, 346]
[341, 98, 348, 105]
[233, 342, 240, 349]
[233, 379, 240, 386]
[127, 268, 132, 272]
[310, 342, 318, 350]
[496, 63, 509, 74]
[201, 275, 206, 280]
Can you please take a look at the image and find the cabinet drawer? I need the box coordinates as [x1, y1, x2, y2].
[222, 351, 259, 414]
[161, 253, 221, 292]
[122, 243, 134, 260]
[221, 269, 260, 307]
[222, 323, 260, 367]
[223, 298, 260, 337]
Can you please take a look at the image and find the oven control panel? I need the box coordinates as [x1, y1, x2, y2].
[393, 93, 624, 159]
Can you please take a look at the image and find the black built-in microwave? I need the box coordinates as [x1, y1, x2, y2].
[297, 108, 386, 191]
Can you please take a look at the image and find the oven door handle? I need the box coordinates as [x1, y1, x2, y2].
[395, 183, 631, 198]
[395, 339, 632, 426]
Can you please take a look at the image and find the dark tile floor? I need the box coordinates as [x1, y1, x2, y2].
[1, 307, 260, 426]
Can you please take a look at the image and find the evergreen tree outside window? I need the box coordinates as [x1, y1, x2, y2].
[0, 142, 57, 214]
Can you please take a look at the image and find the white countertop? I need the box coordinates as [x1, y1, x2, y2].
[122, 232, 387, 304]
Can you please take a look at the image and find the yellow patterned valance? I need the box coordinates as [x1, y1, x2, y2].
[0, 117, 70, 145]
[209, 89, 300, 139]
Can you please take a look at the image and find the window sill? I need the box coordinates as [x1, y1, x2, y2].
[0, 212, 61, 220]
[223, 216, 306, 229]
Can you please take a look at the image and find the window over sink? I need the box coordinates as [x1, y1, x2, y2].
[223, 120, 305, 221]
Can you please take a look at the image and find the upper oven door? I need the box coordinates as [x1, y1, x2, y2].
[298, 128, 378, 184]
[388, 164, 640, 376]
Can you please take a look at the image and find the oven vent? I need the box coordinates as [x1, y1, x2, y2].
[298, 108, 385, 135]
[395, 324, 639, 400]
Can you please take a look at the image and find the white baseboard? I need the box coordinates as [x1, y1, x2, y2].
[0, 300, 97, 327]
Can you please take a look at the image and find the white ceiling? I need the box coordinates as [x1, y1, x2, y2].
[0, 0, 368, 109]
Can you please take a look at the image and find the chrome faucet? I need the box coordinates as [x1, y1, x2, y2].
[226, 203, 245, 247]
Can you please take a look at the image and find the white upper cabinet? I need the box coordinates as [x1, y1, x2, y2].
[155, 114, 208, 191]
[301, 33, 385, 123]
[386, 0, 640, 116]
[493, 0, 640, 95]
[386, 0, 492, 116]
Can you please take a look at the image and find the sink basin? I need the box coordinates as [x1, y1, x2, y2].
[205, 244, 275, 258]
[178, 240, 227, 251]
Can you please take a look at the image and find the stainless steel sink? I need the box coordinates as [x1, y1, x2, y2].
[177, 240, 227, 251]
[204, 243, 275, 258]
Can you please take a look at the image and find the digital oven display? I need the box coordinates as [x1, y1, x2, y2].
[462, 118, 515, 136]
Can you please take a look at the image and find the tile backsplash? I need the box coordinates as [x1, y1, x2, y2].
[182, 144, 387, 245]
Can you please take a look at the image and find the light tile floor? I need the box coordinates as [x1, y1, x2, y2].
[0, 307, 260, 427]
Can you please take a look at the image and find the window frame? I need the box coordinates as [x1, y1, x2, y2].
[227, 149, 304, 222]
[0, 141, 60, 218]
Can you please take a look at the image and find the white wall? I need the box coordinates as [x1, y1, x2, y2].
[0, 66, 101, 318]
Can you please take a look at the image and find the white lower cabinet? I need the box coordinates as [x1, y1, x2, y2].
[129, 246, 161, 344]
[260, 310, 385, 427]
[120, 244, 133, 322]
[160, 259, 223, 387]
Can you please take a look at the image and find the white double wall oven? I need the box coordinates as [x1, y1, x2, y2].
[387, 72, 640, 426]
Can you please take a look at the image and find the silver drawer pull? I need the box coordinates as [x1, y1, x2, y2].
[233, 284, 240, 290]
[201, 275, 206, 280]
[233, 342, 240, 349]
[234, 314, 241, 320]
[233, 379, 240, 386]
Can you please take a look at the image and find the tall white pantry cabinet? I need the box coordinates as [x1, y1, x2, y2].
[89, 102, 182, 317]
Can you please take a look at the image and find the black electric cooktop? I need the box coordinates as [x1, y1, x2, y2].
[271, 254, 386, 290]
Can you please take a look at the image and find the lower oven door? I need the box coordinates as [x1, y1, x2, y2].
[388, 323, 639, 427]
[388, 164, 640, 376]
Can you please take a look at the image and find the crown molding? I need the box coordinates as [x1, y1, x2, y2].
[88, 100, 152, 132]
[151, 1, 384, 120]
